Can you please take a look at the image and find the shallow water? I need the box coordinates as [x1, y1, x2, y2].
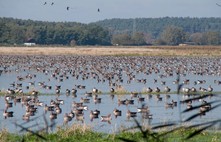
[0, 55, 221, 133]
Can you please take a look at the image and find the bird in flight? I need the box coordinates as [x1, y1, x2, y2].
[67, 7, 70, 10]
[98, 8, 100, 12]
[216, 3, 221, 7]
[43, 2, 47, 5]
[51, 2, 54, 6]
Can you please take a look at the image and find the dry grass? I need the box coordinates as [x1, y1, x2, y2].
[0, 45, 221, 56]
[55, 123, 93, 140]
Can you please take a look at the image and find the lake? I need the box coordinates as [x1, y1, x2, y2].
[0, 55, 221, 134]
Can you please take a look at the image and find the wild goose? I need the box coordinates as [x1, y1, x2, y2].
[92, 87, 98, 93]
[49, 112, 57, 120]
[93, 95, 101, 104]
[146, 87, 153, 93]
[154, 87, 160, 93]
[44, 104, 54, 112]
[72, 101, 83, 108]
[207, 85, 213, 92]
[126, 110, 137, 118]
[90, 110, 99, 121]
[101, 114, 111, 122]
[137, 96, 145, 102]
[164, 86, 171, 93]
[113, 108, 122, 118]
[80, 97, 90, 103]
[137, 106, 149, 113]
[3, 109, 14, 118]
[63, 113, 72, 124]
[5, 100, 13, 108]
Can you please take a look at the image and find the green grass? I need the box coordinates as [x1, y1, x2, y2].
[1, 125, 221, 142]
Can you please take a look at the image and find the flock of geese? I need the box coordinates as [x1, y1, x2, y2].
[1, 55, 221, 130]
[43, 1, 100, 12]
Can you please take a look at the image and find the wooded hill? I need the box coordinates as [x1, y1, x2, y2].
[94, 17, 221, 38]
[0, 17, 221, 46]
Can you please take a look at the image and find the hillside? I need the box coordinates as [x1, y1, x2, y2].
[94, 17, 221, 38]
[0, 17, 221, 46]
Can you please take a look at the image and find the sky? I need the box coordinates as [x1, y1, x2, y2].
[0, 0, 221, 23]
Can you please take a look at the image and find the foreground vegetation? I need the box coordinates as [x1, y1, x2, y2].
[1, 124, 221, 142]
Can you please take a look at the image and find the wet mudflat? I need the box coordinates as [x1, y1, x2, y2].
[0, 55, 221, 133]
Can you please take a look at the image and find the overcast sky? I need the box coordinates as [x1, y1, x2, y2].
[0, 0, 220, 23]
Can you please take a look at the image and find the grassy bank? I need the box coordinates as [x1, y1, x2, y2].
[0, 45, 221, 56]
[1, 124, 221, 142]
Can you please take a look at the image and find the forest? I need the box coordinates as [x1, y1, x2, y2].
[0, 17, 220, 46]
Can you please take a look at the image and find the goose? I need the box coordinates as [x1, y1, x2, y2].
[72, 101, 83, 108]
[49, 112, 57, 120]
[90, 109, 100, 116]
[7, 89, 15, 95]
[56, 98, 64, 105]
[77, 105, 88, 111]
[31, 90, 38, 96]
[72, 109, 84, 115]
[68, 111, 75, 118]
[164, 86, 171, 93]
[75, 113, 84, 122]
[142, 112, 153, 119]
[66, 89, 70, 95]
[118, 99, 126, 106]
[156, 94, 163, 101]
[165, 102, 174, 109]
[131, 92, 138, 98]
[5, 100, 13, 108]
[110, 88, 115, 93]
[137, 96, 145, 102]
[14, 97, 22, 103]
[64, 113, 72, 123]
[154, 87, 160, 93]
[191, 87, 197, 93]
[172, 100, 177, 106]
[22, 114, 30, 121]
[92, 87, 98, 93]
[3, 109, 13, 118]
[207, 85, 213, 92]
[90, 110, 99, 121]
[85, 92, 92, 97]
[55, 89, 60, 94]
[93, 95, 101, 104]
[137, 106, 149, 113]
[126, 110, 137, 118]
[101, 114, 111, 122]
[71, 88, 77, 94]
[125, 99, 134, 105]
[44, 104, 54, 112]
[80, 97, 90, 103]
[113, 108, 122, 118]
[55, 106, 62, 114]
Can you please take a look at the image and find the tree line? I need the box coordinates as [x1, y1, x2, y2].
[95, 17, 221, 45]
[0, 18, 111, 46]
[0, 17, 220, 46]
